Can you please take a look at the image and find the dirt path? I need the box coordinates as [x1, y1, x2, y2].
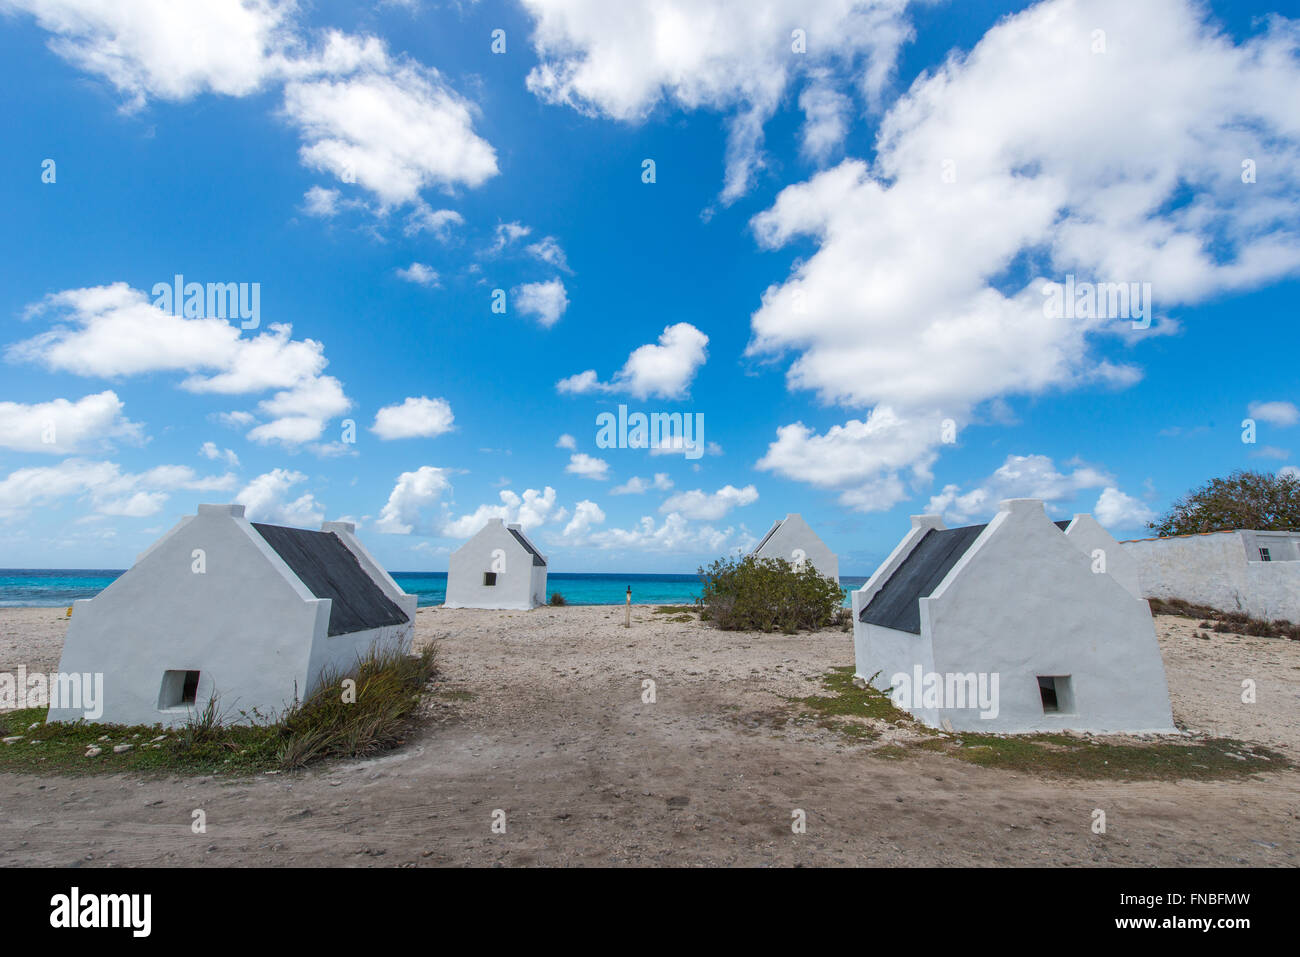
[0, 607, 1297, 866]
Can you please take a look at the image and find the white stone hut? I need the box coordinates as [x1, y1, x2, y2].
[750, 513, 839, 582]
[444, 518, 548, 610]
[48, 504, 416, 727]
[851, 499, 1174, 734]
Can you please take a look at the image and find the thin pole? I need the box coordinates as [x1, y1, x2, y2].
[625, 585, 631, 628]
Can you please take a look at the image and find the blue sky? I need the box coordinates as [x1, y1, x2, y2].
[1, 0, 1299, 574]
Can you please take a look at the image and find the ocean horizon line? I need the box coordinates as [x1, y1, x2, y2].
[0, 567, 867, 609]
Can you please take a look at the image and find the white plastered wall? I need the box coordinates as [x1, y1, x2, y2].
[854, 501, 1174, 734]
[49, 505, 322, 727]
[852, 515, 943, 686]
[444, 518, 540, 610]
[753, 513, 839, 582]
[1061, 513, 1144, 601]
[1122, 531, 1300, 621]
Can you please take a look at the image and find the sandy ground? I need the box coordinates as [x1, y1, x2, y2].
[0, 605, 1297, 867]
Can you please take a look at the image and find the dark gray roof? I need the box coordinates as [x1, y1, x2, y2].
[252, 523, 409, 636]
[508, 528, 546, 566]
[751, 519, 783, 555]
[859, 524, 988, 634]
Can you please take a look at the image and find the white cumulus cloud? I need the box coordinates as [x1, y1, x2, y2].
[395, 262, 440, 287]
[611, 472, 674, 495]
[0, 391, 143, 453]
[565, 453, 610, 481]
[1093, 486, 1156, 530]
[514, 278, 569, 328]
[747, 0, 1300, 509]
[659, 484, 758, 520]
[9, 283, 352, 450]
[235, 468, 324, 527]
[371, 396, 455, 440]
[374, 465, 453, 535]
[1248, 400, 1299, 428]
[0, 457, 235, 520]
[520, 0, 913, 201]
[557, 322, 707, 399]
[924, 454, 1114, 525]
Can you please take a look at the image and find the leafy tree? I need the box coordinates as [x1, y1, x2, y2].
[1148, 469, 1300, 536]
[696, 554, 844, 633]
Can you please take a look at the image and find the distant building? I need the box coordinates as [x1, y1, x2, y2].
[750, 513, 839, 582]
[852, 499, 1174, 734]
[444, 518, 548, 610]
[49, 504, 416, 727]
[1121, 529, 1300, 621]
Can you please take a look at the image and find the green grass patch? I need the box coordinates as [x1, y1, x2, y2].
[0, 644, 437, 777]
[774, 666, 918, 742]
[872, 744, 912, 760]
[0, 707, 283, 775]
[783, 667, 1293, 781]
[935, 732, 1290, 780]
[790, 666, 917, 723]
[653, 606, 697, 615]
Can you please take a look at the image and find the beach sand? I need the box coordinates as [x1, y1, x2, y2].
[0, 605, 1296, 866]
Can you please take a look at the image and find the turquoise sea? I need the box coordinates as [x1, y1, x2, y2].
[0, 569, 867, 607]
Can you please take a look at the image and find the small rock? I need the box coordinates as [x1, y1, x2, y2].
[2, 736, 23, 745]
[85, 747, 102, 758]
[113, 744, 133, 754]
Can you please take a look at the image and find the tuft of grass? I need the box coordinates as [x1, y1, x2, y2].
[548, 592, 567, 606]
[653, 605, 696, 615]
[278, 644, 437, 768]
[1149, 597, 1299, 641]
[0, 643, 437, 777]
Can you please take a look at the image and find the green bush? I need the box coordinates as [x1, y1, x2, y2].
[696, 554, 844, 633]
[549, 591, 567, 606]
